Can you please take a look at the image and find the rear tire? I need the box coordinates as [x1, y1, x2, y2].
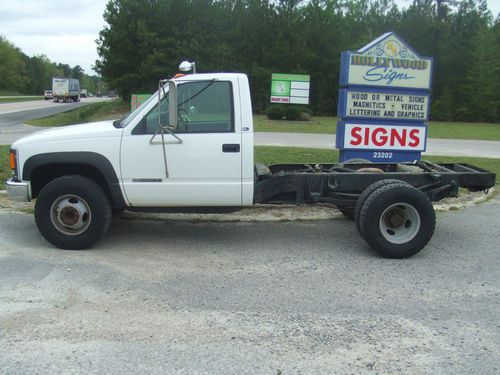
[354, 179, 406, 237]
[358, 184, 435, 259]
[35, 175, 112, 250]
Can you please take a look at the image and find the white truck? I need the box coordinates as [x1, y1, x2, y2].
[52, 77, 80, 103]
[6, 72, 495, 258]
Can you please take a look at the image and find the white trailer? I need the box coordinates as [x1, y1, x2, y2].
[52, 77, 80, 103]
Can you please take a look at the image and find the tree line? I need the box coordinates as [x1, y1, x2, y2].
[0, 36, 104, 96]
[96, 0, 499, 123]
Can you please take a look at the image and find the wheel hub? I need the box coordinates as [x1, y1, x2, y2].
[385, 209, 405, 227]
[379, 203, 421, 244]
[50, 195, 92, 235]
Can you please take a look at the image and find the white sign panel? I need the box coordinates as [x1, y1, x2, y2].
[345, 91, 429, 120]
[343, 123, 426, 151]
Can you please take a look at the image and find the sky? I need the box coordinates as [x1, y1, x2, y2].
[0, 0, 499, 76]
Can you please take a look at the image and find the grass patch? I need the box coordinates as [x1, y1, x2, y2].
[254, 115, 336, 134]
[0, 90, 25, 96]
[254, 146, 499, 181]
[254, 115, 500, 141]
[255, 146, 339, 164]
[0, 146, 11, 188]
[26, 100, 129, 127]
[0, 96, 43, 103]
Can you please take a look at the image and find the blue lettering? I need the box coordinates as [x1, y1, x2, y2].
[363, 66, 415, 85]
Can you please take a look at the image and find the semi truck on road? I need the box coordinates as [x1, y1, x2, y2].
[6, 71, 496, 258]
[52, 77, 80, 103]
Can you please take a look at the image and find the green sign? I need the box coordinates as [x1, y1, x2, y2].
[271, 74, 310, 104]
[131, 94, 152, 111]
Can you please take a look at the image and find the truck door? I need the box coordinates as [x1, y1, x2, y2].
[119, 78, 243, 207]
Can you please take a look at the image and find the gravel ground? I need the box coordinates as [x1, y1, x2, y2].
[0, 195, 499, 374]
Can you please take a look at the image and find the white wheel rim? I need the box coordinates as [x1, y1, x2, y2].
[379, 203, 420, 244]
[50, 194, 92, 236]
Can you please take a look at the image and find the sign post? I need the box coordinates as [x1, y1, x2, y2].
[336, 32, 433, 162]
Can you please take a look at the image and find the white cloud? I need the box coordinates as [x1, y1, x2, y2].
[0, 0, 108, 75]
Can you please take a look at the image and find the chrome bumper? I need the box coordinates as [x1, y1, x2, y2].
[5, 179, 30, 202]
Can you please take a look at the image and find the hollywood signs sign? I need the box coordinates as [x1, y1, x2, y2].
[336, 32, 433, 162]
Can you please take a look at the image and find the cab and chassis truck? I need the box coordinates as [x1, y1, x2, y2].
[6, 73, 496, 258]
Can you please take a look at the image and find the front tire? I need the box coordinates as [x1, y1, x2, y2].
[358, 183, 435, 259]
[35, 175, 112, 250]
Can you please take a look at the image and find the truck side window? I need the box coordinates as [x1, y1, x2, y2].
[176, 81, 234, 133]
[132, 94, 169, 135]
[132, 81, 234, 135]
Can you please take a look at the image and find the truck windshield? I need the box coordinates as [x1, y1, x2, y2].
[119, 89, 163, 128]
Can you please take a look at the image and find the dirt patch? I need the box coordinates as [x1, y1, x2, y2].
[1, 188, 495, 222]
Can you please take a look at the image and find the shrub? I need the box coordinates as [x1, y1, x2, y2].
[285, 106, 301, 120]
[266, 104, 313, 121]
[267, 105, 286, 120]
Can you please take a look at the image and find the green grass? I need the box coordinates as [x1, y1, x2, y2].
[0, 96, 43, 103]
[0, 89, 25, 96]
[0, 146, 11, 188]
[254, 115, 500, 141]
[26, 100, 129, 127]
[254, 115, 337, 134]
[254, 146, 500, 182]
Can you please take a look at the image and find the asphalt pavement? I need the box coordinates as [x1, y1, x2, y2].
[0, 196, 499, 374]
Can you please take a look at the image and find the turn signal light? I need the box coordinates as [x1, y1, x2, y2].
[9, 149, 16, 170]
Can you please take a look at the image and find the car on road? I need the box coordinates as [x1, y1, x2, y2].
[43, 90, 53, 100]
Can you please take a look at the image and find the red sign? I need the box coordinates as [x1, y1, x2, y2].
[343, 123, 426, 151]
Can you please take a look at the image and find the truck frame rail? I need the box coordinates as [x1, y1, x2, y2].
[254, 161, 496, 208]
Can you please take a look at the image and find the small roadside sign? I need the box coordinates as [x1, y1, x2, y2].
[271, 74, 310, 105]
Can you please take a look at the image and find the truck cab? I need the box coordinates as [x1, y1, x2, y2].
[119, 73, 254, 207]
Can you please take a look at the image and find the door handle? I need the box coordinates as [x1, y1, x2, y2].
[222, 144, 240, 153]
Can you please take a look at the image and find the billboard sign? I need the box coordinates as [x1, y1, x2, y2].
[271, 73, 310, 104]
[340, 33, 433, 90]
[336, 32, 433, 163]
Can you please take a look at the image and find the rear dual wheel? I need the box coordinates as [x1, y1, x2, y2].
[356, 181, 435, 258]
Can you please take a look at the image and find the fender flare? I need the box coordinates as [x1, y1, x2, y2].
[23, 152, 126, 208]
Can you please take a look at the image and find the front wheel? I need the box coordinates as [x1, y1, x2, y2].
[357, 183, 435, 258]
[35, 175, 112, 250]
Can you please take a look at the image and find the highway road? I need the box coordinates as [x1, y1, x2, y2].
[0, 195, 499, 374]
[0, 98, 111, 145]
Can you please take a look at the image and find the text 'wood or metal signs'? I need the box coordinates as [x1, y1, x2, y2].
[336, 32, 433, 162]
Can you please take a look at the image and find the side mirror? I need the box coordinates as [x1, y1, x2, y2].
[168, 81, 177, 129]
